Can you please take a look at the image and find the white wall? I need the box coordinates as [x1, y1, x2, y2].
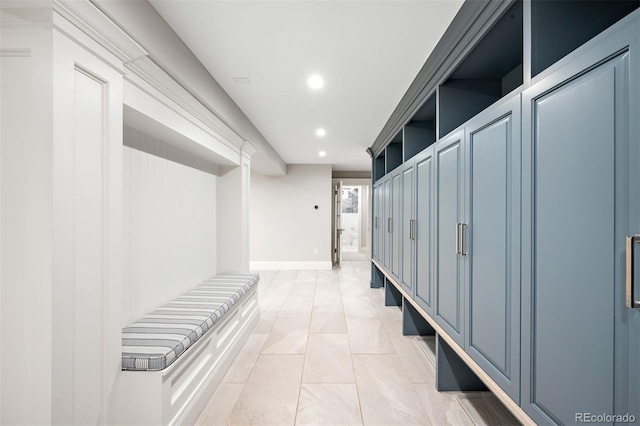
[251, 164, 332, 270]
[123, 126, 217, 324]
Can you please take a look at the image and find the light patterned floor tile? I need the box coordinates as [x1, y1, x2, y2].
[222, 333, 269, 383]
[346, 317, 395, 354]
[342, 296, 378, 318]
[290, 281, 316, 296]
[353, 354, 430, 425]
[310, 305, 348, 333]
[278, 294, 314, 317]
[254, 307, 279, 333]
[313, 287, 343, 306]
[262, 316, 310, 354]
[389, 334, 436, 384]
[227, 355, 304, 426]
[413, 384, 474, 426]
[295, 384, 363, 425]
[195, 383, 244, 426]
[303, 334, 355, 383]
[295, 271, 318, 282]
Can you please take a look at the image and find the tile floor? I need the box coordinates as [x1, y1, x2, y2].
[196, 260, 520, 426]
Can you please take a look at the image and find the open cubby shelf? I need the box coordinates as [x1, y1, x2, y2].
[374, 153, 386, 182]
[385, 131, 403, 173]
[404, 94, 436, 161]
[439, 0, 523, 138]
[531, 0, 640, 77]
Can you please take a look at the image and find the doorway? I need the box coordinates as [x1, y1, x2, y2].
[332, 179, 371, 266]
[340, 186, 363, 260]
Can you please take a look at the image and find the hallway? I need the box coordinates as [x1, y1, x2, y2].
[196, 261, 520, 425]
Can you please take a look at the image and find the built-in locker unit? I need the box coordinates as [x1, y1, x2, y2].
[369, 1, 640, 424]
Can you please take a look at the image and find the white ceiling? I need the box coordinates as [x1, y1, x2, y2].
[149, 0, 464, 172]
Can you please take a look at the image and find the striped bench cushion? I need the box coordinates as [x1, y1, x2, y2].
[122, 273, 259, 371]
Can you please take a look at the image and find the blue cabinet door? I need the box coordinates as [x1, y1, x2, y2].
[463, 95, 521, 402]
[373, 182, 382, 262]
[401, 162, 414, 294]
[383, 176, 392, 270]
[377, 182, 385, 263]
[414, 148, 435, 316]
[435, 131, 465, 345]
[522, 45, 635, 424]
[391, 168, 402, 281]
[371, 183, 377, 261]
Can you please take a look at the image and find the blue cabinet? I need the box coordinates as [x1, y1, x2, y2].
[401, 162, 414, 295]
[414, 148, 435, 315]
[463, 95, 521, 402]
[521, 21, 639, 424]
[434, 131, 465, 346]
[372, 182, 383, 262]
[390, 168, 402, 281]
[382, 175, 392, 270]
[400, 147, 435, 303]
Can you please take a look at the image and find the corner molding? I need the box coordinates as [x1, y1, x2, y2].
[53, 0, 147, 63]
[241, 141, 258, 159]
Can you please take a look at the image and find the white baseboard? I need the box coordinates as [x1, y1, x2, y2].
[250, 261, 333, 271]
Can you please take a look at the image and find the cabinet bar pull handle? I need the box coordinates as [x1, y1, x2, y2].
[388, 218, 391, 233]
[375, 217, 378, 229]
[412, 220, 415, 240]
[461, 223, 468, 256]
[455, 223, 461, 255]
[409, 220, 413, 240]
[626, 235, 640, 309]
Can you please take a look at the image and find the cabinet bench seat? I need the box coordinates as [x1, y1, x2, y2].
[122, 273, 259, 371]
[116, 273, 260, 425]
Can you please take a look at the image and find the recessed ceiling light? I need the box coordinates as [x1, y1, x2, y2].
[319, 151, 327, 157]
[308, 75, 324, 89]
[316, 128, 326, 137]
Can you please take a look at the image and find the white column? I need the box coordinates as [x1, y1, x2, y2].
[1, 8, 54, 425]
[217, 142, 256, 273]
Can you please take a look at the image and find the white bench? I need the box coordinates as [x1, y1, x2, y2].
[115, 273, 260, 425]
